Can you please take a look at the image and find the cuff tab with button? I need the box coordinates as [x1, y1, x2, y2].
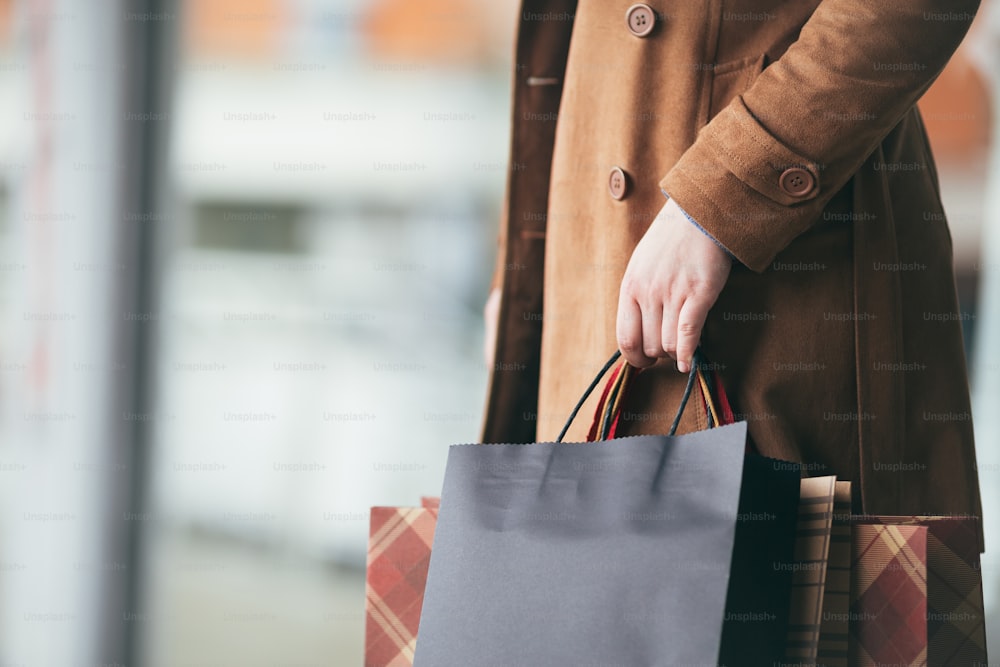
[702, 97, 823, 206]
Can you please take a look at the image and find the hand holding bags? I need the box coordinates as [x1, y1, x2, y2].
[413, 351, 801, 666]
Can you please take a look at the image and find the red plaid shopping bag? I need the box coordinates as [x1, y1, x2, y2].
[850, 523, 930, 665]
[850, 516, 987, 666]
[364, 497, 439, 667]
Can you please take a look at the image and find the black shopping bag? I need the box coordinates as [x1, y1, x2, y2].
[414, 351, 799, 666]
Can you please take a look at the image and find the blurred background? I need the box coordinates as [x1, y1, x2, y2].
[0, 0, 996, 664]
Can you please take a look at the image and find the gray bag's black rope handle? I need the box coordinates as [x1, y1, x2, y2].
[668, 351, 703, 437]
[555, 350, 621, 443]
[555, 348, 707, 443]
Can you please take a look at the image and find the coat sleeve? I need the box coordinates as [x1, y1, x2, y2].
[659, 0, 980, 273]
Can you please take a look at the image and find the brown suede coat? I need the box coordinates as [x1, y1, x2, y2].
[482, 0, 983, 545]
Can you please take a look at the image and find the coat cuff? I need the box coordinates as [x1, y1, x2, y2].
[659, 97, 823, 273]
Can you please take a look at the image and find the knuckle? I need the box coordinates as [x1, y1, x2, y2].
[677, 321, 700, 337]
[620, 273, 643, 298]
[618, 335, 642, 353]
[683, 276, 709, 294]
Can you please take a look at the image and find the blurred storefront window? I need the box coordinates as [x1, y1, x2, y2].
[141, 0, 518, 664]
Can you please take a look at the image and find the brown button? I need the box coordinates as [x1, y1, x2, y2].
[625, 4, 656, 38]
[779, 167, 815, 197]
[609, 167, 629, 200]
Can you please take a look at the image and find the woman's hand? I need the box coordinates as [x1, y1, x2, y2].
[617, 197, 732, 372]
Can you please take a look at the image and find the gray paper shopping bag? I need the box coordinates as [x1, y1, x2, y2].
[413, 350, 800, 666]
[414, 423, 749, 666]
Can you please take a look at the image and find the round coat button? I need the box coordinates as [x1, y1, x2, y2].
[625, 4, 656, 38]
[779, 167, 815, 197]
[609, 166, 629, 200]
